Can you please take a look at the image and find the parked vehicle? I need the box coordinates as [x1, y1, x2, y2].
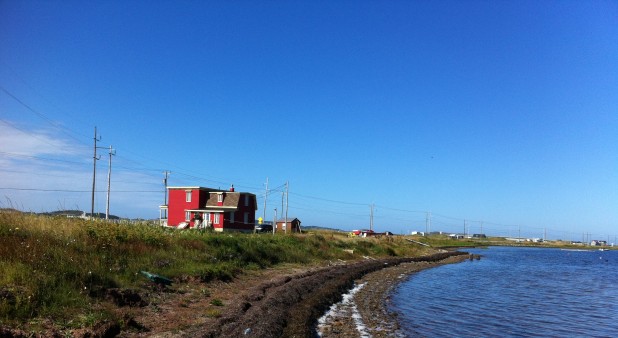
[255, 224, 273, 233]
[350, 229, 375, 237]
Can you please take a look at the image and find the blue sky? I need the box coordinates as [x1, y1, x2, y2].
[1, 1, 616, 241]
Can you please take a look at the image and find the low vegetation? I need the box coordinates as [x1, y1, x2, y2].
[0, 211, 429, 331]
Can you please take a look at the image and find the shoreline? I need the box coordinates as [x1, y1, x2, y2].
[194, 251, 468, 337]
[318, 254, 469, 337]
[0, 251, 467, 337]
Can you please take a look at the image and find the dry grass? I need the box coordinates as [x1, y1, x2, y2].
[0, 211, 427, 332]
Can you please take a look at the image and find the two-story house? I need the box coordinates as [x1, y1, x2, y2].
[160, 185, 257, 232]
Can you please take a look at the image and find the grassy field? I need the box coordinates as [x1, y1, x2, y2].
[407, 232, 613, 250]
[0, 211, 433, 330]
[4, 211, 599, 333]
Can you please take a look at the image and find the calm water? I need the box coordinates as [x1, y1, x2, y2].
[391, 247, 618, 337]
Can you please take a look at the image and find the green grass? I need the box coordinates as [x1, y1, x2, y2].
[413, 235, 487, 248]
[0, 211, 427, 329]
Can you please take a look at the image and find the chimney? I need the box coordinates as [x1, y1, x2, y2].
[230, 184, 235, 192]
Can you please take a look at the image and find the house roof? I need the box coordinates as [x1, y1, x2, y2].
[276, 217, 300, 223]
[206, 192, 239, 208]
[202, 191, 258, 210]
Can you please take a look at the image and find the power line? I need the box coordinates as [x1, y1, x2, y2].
[288, 205, 367, 218]
[0, 187, 160, 193]
[1, 61, 94, 140]
[0, 108, 611, 237]
[0, 151, 88, 166]
[287, 191, 368, 206]
[0, 85, 88, 146]
[0, 119, 89, 153]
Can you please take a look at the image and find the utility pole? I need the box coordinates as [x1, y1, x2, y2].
[263, 177, 268, 223]
[285, 181, 289, 234]
[105, 145, 116, 220]
[91, 127, 101, 220]
[464, 220, 467, 236]
[425, 211, 431, 235]
[544, 228, 547, 242]
[281, 191, 284, 230]
[160, 171, 171, 226]
[370, 204, 374, 231]
[163, 171, 171, 206]
[273, 208, 277, 235]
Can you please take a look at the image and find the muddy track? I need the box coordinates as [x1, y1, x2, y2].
[187, 251, 466, 338]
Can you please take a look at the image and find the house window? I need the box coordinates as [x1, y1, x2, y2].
[217, 194, 223, 203]
[185, 211, 191, 221]
[244, 195, 249, 207]
[185, 190, 191, 202]
[214, 213, 220, 224]
[244, 212, 249, 225]
[230, 212, 235, 223]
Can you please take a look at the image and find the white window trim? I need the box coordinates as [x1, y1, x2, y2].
[185, 190, 191, 202]
[217, 193, 223, 203]
[185, 211, 191, 221]
[214, 213, 220, 224]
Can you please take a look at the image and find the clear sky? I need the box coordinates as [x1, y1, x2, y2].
[1, 1, 616, 241]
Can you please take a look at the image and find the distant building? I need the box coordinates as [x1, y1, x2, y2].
[591, 240, 607, 246]
[160, 185, 257, 232]
[276, 217, 302, 233]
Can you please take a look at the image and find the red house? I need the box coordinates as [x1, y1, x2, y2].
[160, 185, 257, 232]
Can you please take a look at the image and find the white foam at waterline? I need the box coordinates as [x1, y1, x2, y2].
[316, 282, 371, 337]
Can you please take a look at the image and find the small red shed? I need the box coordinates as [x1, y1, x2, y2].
[275, 217, 302, 233]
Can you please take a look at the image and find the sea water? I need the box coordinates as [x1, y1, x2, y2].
[390, 246, 618, 337]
